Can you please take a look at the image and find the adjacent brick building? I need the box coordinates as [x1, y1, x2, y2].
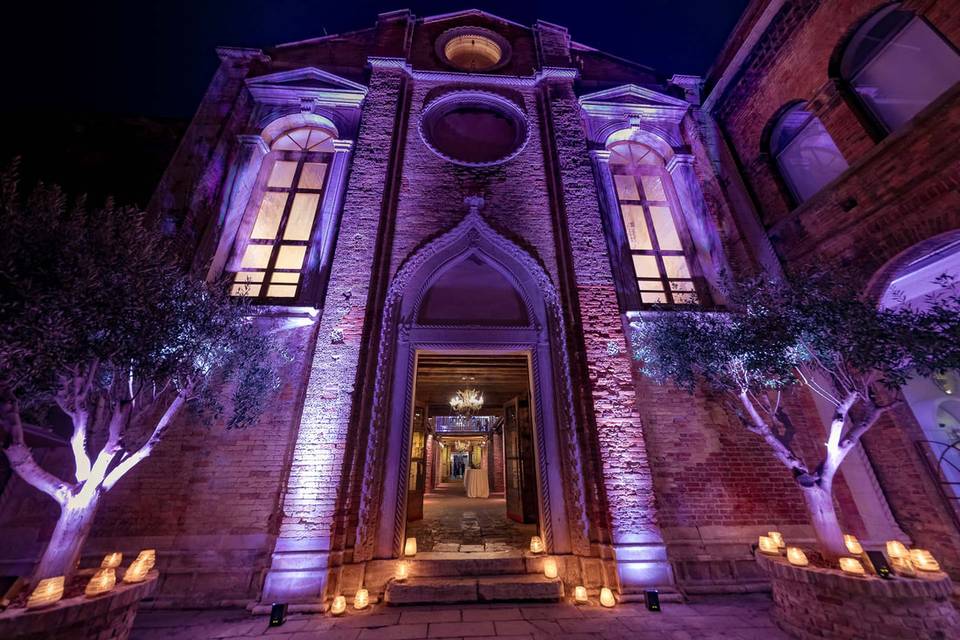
[1, 2, 958, 611]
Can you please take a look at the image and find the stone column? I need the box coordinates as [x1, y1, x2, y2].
[206, 134, 269, 280]
[541, 78, 673, 592]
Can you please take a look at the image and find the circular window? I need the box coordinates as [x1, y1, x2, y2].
[419, 92, 529, 166]
[436, 27, 511, 72]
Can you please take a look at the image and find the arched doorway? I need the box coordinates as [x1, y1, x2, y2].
[351, 200, 591, 562]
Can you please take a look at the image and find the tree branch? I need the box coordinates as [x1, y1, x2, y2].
[0, 393, 70, 504]
[737, 390, 809, 475]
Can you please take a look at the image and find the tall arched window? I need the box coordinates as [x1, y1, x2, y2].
[231, 127, 335, 299]
[770, 104, 849, 203]
[840, 3, 960, 133]
[608, 141, 700, 305]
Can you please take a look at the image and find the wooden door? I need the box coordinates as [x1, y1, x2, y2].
[407, 403, 427, 521]
[504, 398, 522, 521]
[517, 395, 538, 523]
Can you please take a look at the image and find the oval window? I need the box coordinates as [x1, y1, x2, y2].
[419, 92, 528, 166]
[436, 27, 511, 72]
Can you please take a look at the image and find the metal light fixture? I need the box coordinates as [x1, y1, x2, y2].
[450, 389, 483, 416]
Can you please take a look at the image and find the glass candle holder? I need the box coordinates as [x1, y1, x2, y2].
[839, 557, 865, 575]
[599, 587, 616, 608]
[574, 585, 588, 604]
[27, 576, 64, 609]
[543, 557, 558, 579]
[396, 561, 409, 582]
[135, 549, 156, 571]
[530, 536, 545, 554]
[909, 549, 941, 572]
[85, 568, 116, 597]
[843, 534, 863, 555]
[886, 540, 909, 560]
[767, 531, 785, 549]
[758, 535, 780, 555]
[123, 559, 149, 584]
[354, 588, 369, 610]
[330, 595, 347, 616]
[404, 538, 417, 557]
[101, 552, 123, 569]
[786, 547, 809, 567]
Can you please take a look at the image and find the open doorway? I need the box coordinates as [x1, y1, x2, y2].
[405, 352, 539, 552]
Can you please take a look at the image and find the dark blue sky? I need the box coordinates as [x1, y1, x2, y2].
[4, 1, 749, 117]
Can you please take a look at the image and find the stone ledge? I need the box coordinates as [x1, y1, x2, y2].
[0, 573, 157, 640]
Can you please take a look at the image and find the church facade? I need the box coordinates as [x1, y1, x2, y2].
[2, 2, 960, 610]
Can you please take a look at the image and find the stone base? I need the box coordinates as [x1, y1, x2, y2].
[0, 573, 157, 640]
[757, 554, 960, 639]
[384, 574, 563, 604]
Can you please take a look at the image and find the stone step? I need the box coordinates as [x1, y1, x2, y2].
[405, 552, 532, 577]
[384, 574, 564, 605]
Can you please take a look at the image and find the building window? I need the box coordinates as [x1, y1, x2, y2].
[840, 3, 960, 133]
[770, 104, 849, 203]
[231, 127, 334, 300]
[436, 27, 511, 72]
[608, 141, 699, 305]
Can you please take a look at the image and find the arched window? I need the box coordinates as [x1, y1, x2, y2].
[607, 141, 700, 305]
[840, 3, 960, 133]
[231, 127, 335, 299]
[770, 104, 849, 203]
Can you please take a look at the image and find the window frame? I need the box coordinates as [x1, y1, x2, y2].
[769, 104, 849, 205]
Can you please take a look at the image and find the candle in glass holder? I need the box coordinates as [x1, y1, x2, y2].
[530, 536, 545, 554]
[85, 568, 116, 597]
[404, 537, 417, 557]
[330, 595, 346, 616]
[599, 587, 616, 608]
[101, 552, 123, 569]
[909, 549, 941, 572]
[839, 557, 865, 575]
[396, 561, 409, 582]
[574, 585, 588, 603]
[27, 576, 64, 609]
[123, 558, 149, 583]
[843, 534, 863, 555]
[135, 549, 156, 571]
[786, 547, 809, 567]
[354, 588, 369, 610]
[886, 540, 909, 559]
[758, 536, 780, 555]
[543, 557, 558, 579]
[767, 531, 785, 549]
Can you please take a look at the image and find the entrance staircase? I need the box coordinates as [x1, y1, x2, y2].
[384, 551, 563, 605]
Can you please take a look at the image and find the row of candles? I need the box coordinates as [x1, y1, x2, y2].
[328, 536, 617, 615]
[25, 550, 156, 609]
[758, 531, 941, 576]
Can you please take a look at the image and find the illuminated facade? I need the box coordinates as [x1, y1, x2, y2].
[1, 4, 959, 610]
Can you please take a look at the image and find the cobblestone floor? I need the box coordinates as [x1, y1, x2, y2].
[131, 594, 789, 639]
[405, 483, 537, 552]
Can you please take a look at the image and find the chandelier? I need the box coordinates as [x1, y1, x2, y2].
[450, 388, 484, 416]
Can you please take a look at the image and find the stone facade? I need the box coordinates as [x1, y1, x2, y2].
[1, 3, 959, 616]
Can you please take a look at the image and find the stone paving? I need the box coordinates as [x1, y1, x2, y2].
[405, 483, 537, 552]
[131, 594, 790, 639]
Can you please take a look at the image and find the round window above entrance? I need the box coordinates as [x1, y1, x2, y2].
[419, 91, 529, 167]
[437, 27, 511, 72]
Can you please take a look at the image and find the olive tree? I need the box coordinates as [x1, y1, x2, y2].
[632, 271, 960, 557]
[0, 170, 277, 581]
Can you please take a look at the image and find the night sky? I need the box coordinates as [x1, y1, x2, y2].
[3, 0, 749, 118]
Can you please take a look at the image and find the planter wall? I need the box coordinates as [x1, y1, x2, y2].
[757, 554, 959, 639]
[0, 573, 157, 640]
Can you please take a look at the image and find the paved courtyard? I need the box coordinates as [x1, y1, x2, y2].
[131, 594, 789, 639]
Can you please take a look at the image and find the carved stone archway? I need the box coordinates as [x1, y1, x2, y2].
[353, 198, 592, 561]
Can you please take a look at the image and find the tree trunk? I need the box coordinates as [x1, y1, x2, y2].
[800, 483, 847, 558]
[32, 491, 102, 581]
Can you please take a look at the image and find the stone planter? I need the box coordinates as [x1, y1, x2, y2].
[0, 573, 157, 640]
[756, 553, 959, 639]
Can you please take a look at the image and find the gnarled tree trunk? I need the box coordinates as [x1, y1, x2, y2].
[800, 482, 846, 558]
[32, 491, 102, 581]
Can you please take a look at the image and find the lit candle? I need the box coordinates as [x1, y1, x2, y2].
[85, 568, 116, 597]
[758, 536, 780, 555]
[767, 531, 785, 549]
[135, 549, 156, 571]
[786, 547, 809, 567]
[101, 552, 123, 569]
[123, 558, 149, 583]
[27, 576, 64, 609]
[404, 537, 417, 557]
[839, 557, 865, 575]
[543, 557, 558, 579]
[909, 549, 941, 572]
[886, 540, 909, 559]
[599, 587, 616, 608]
[530, 536, 545, 554]
[843, 534, 863, 555]
[396, 561, 409, 582]
[330, 595, 346, 616]
[354, 588, 369, 610]
[574, 585, 588, 604]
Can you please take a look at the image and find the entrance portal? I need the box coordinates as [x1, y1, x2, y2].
[406, 353, 539, 552]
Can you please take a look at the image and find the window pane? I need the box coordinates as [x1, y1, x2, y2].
[668, 279, 695, 291]
[614, 175, 640, 201]
[298, 162, 328, 189]
[621, 205, 652, 249]
[275, 245, 307, 270]
[230, 283, 262, 297]
[270, 272, 301, 284]
[650, 207, 682, 250]
[640, 290, 666, 304]
[267, 284, 298, 297]
[240, 244, 273, 269]
[234, 271, 265, 283]
[306, 130, 334, 152]
[287, 128, 311, 150]
[673, 291, 699, 305]
[853, 19, 960, 131]
[640, 175, 666, 201]
[283, 193, 320, 241]
[267, 160, 297, 188]
[662, 256, 691, 279]
[777, 116, 849, 201]
[250, 192, 287, 240]
[632, 255, 661, 279]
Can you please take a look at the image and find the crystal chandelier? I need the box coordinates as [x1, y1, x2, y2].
[450, 388, 483, 416]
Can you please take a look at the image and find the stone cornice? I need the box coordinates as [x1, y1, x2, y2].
[367, 56, 578, 87]
[246, 67, 368, 108]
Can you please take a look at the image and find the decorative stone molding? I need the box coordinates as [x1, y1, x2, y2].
[367, 56, 578, 87]
[757, 553, 959, 640]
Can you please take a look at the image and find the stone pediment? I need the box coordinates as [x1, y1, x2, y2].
[579, 84, 689, 111]
[246, 67, 367, 107]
